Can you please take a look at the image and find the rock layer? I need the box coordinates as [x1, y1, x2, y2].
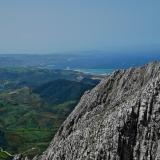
[16, 62, 160, 160]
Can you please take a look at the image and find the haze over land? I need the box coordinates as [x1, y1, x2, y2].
[0, 52, 160, 75]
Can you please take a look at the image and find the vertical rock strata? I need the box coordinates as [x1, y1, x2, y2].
[16, 62, 160, 160]
[39, 62, 160, 160]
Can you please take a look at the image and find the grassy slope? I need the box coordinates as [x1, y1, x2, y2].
[0, 81, 94, 157]
[0, 88, 75, 157]
[0, 67, 99, 158]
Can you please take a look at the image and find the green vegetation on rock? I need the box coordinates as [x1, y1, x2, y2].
[0, 149, 13, 160]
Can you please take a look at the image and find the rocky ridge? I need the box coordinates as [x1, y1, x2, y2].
[15, 62, 160, 160]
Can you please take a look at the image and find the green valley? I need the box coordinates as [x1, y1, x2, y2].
[0, 67, 100, 159]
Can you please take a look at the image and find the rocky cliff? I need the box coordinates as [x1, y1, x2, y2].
[15, 62, 160, 160]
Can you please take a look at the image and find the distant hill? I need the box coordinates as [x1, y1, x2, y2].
[0, 67, 100, 91]
[34, 79, 95, 104]
[0, 79, 97, 157]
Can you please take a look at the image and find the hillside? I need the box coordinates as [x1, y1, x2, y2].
[26, 62, 160, 160]
[0, 67, 100, 91]
[0, 78, 96, 158]
[34, 79, 95, 104]
[0, 87, 55, 156]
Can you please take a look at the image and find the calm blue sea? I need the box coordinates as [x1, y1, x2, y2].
[74, 68, 115, 75]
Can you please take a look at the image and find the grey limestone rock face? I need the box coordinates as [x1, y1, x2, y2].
[15, 62, 160, 160]
[38, 62, 160, 160]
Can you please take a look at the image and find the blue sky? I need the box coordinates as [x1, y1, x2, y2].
[0, 0, 160, 54]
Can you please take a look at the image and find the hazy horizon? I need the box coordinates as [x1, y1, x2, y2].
[0, 1, 160, 54]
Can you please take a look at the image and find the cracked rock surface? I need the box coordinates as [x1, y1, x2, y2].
[14, 62, 160, 160]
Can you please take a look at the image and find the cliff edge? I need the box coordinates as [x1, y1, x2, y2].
[16, 62, 160, 160]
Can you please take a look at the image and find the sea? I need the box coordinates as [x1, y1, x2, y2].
[73, 68, 115, 75]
